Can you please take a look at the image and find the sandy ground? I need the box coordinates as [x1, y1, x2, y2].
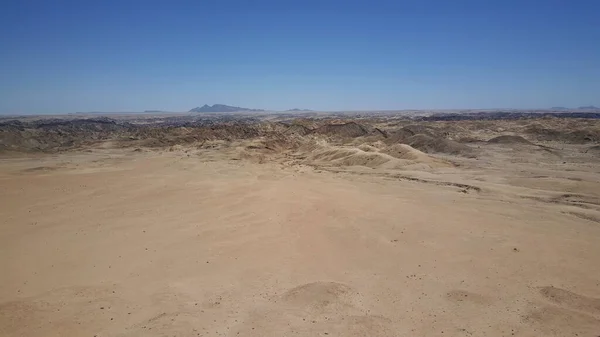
[1, 145, 600, 337]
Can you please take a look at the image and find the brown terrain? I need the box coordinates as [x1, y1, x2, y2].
[1, 113, 600, 336]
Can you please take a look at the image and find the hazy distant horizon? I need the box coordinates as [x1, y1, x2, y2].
[2, 106, 600, 117]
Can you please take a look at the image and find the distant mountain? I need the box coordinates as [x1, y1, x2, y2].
[144, 110, 164, 113]
[551, 107, 568, 110]
[578, 105, 599, 110]
[189, 104, 264, 113]
[286, 108, 313, 112]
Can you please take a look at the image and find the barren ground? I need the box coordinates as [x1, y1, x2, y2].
[1, 115, 600, 336]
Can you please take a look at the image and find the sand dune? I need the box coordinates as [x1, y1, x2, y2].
[488, 135, 533, 144]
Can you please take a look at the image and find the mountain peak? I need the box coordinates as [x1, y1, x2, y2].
[189, 104, 264, 113]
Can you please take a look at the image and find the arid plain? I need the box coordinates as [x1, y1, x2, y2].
[1, 113, 600, 336]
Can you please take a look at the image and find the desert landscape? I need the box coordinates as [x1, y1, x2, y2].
[1, 111, 600, 336]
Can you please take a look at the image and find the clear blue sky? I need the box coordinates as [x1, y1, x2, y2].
[1, 0, 599, 114]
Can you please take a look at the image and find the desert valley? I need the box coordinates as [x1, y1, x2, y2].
[1, 111, 599, 336]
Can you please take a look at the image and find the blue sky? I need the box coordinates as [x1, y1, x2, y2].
[1, 0, 599, 114]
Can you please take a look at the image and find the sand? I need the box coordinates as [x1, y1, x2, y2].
[1, 117, 600, 336]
